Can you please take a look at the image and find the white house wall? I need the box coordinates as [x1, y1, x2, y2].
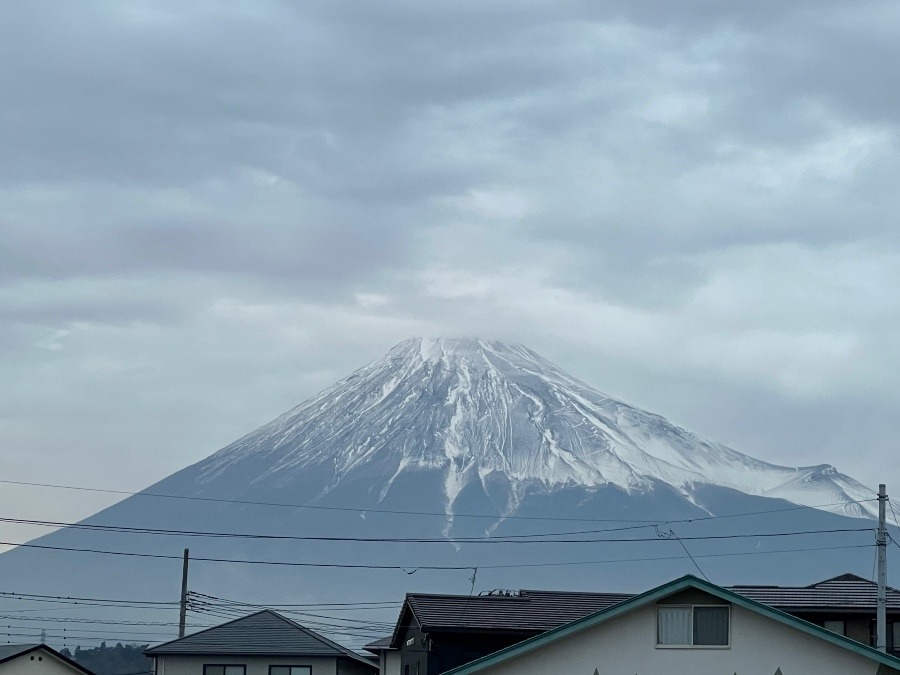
[474, 603, 899, 675]
[0, 651, 87, 675]
[154, 655, 341, 675]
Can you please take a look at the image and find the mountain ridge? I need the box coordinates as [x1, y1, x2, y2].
[189, 337, 877, 523]
[0, 336, 892, 650]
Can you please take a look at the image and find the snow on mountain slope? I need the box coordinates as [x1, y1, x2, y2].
[195, 337, 878, 521]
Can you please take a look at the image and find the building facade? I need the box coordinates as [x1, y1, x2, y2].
[145, 610, 376, 675]
[0, 645, 93, 675]
[443, 576, 900, 675]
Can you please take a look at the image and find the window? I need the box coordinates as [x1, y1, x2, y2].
[869, 620, 897, 652]
[824, 620, 846, 636]
[269, 667, 311, 675]
[204, 666, 245, 675]
[658, 607, 691, 645]
[658, 606, 729, 647]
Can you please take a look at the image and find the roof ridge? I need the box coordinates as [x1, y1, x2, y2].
[145, 609, 370, 666]
[808, 573, 874, 587]
[270, 611, 370, 663]
[146, 609, 275, 652]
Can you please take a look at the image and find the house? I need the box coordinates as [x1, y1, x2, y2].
[373, 574, 900, 674]
[731, 572, 900, 654]
[360, 639, 397, 675]
[381, 589, 631, 675]
[440, 575, 900, 675]
[145, 609, 376, 675]
[0, 645, 94, 675]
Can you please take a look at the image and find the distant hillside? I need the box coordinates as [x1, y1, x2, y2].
[61, 643, 152, 675]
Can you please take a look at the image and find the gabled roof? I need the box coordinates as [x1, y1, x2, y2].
[730, 573, 900, 611]
[145, 609, 372, 668]
[0, 644, 94, 675]
[390, 589, 631, 646]
[442, 576, 900, 675]
[0, 645, 40, 663]
[362, 637, 394, 654]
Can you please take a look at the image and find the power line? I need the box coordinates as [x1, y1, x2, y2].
[0, 591, 178, 606]
[0, 600, 177, 612]
[185, 608, 385, 640]
[188, 591, 399, 612]
[0, 624, 173, 638]
[0, 479, 879, 525]
[0, 516, 662, 542]
[185, 600, 394, 628]
[0, 538, 873, 571]
[0, 630, 156, 644]
[0, 615, 182, 627]
[0, 521, 873, 547]
[0, 593, 398, 614]
[472, 543, 874, 570]
[656, 526, 710, 583]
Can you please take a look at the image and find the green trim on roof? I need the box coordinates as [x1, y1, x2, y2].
[443, 575, 900, 674]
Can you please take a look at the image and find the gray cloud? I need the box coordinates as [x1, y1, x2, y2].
[1, 0, 899, 544]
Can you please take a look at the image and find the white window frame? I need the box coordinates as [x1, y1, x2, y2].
[656, 604, 731, 649]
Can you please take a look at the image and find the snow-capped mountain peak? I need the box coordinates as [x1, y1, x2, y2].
[198, 337, 878, 521]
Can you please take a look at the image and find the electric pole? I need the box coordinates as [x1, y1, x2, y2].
[877, 484, 887, 653]
[179, 548, 189, 638]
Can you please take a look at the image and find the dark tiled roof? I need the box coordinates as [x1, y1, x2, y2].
[729, 573, 900, 612]
[392, 572, 900, 646]
[145, 609, 372, 667]
[403, 589, 633, 634]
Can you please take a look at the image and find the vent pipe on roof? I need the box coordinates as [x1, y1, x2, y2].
[877, 484, 887, 653]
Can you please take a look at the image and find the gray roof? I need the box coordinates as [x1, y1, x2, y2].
[145, 609, 373, 669]
[730, 573, 900, 612]
[397, 589, 632, 638]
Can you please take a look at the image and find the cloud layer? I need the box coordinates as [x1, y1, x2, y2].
[2, 0, 898, 544]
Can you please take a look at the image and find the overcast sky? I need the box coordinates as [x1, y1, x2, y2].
[2, 1, 899, 548]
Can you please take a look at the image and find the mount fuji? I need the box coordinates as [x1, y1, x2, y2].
[0, 338, 892, 649]
[193, 337, 876, 523]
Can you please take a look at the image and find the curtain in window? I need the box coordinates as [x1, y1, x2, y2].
[694, 607, 729, 645]
[658, 607, 691, 644]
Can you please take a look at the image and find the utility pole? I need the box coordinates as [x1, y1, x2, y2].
[877, 485, 887, 653]
[178, 548, 189, 638]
